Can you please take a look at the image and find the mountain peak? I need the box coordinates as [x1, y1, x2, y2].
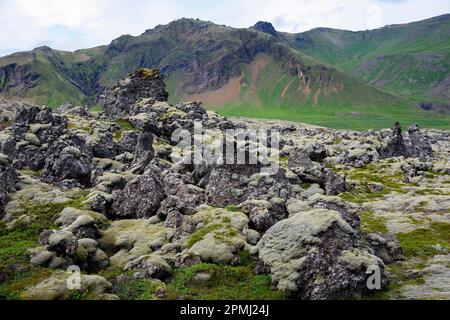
[253, 21, 278, 36]
[33, 46, 52, 52]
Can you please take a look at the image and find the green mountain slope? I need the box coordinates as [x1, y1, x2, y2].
[288, 14, 450, 103]
[0, 16, 449, 129]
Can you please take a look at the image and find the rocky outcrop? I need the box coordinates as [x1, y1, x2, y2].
[288, 143, 347, 196]
[41, 135, 93, 189]
[407, 124, 433, 160]
[377, 123, 433, 160]
[0, 100, 19, 125]
[8, 70, 446, 301]
[130, 132, 155, 174]
[100, 68, 169, 119]
[377, 123, 409, 158]
[112, 167, 165, 219]
[238, 200, 284, 233]
[253, 21, 278, 37]
[256, 207, 387, 300]
[0, 104, 68, 170]
[57, 104, 89, 117]
[0, 154, 17, 216]
[0, 63, 37, 95]
[31, 207, 110, 272]
[364, 233, 404, 264]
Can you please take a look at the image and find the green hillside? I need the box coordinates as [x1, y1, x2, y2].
[289, 14, 450, 103]
[0, 16, 449, 130]
[216, 56, 448, 130]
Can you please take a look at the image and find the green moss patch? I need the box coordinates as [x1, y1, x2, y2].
[340, 187, 393, 204]
[414, 189, 449, 196]
[0, 267, 53, 300]
[135, 68, 158, 79]
[166, 263, 284, 300]
[0, 196, 88, 299]
[396, 223, 450, 259]
[115, 119, 135, 131]
[187, 224, 222, 248]
[279, 156, 289, 169]
[113, 277, 159, 300]
[359, 210, 389, 234]
[338, 164, 407, 204]
[89, 104, 103, 113]
[100, 267, 161, 300]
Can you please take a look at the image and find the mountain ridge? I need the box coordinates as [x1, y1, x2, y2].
[0, 15, 449, 129]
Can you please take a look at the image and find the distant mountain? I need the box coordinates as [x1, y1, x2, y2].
[287, 14, 450, 103]
[0, 15, 449, 129]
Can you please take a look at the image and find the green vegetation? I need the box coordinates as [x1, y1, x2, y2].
[0, 196, 87, 300]
[279, 156, 289, 169]
[99, 250, 284, 301]
[396, 223, 450, 259]
[217, 103, 449, 130]
[338, 164, 407, 203]
[290, 15, 450, 104]
[100, 267, 161, 300]
[113, 277, 159, 300]
[215, 55, 450, 130]
[115, 119, 135, 131]
[363, 221, 450, 299]
[414, 189, 450, 196]
[225, 205, 240, 212]
[1, 16, 449, 129]
[187, 224, 222, 248]
[364, 261, 426, 300]
[89, 104, 103, 113]
[166, 262, 284, 300]
[359, 210, 389, 234]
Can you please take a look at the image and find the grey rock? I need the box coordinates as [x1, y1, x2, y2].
[41, 135, 92, 188]
[407, 124, 433, 160]
[377, 123, 433, 160]
[117, 131, 139, 154]
[130, 132, 154, 174]
[325, 171, 347, 196]
[112, 168, 165, 219]
[238, 199, 285, 233]
[57, 104, 89, 117]
[125, 255, 172, 280]
[13, 104, 41, 124]
[0, 154, 17, 217]
[257, 208, 387, 300]
[100, 69, 169, 119]
[364, 233, 405, 264]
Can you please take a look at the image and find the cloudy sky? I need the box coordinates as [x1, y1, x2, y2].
[0, 0, 449, 57]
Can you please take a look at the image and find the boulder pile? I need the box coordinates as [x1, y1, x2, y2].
[1, 68, 446, 300]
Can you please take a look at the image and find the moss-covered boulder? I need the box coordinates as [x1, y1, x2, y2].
[98, 219, 170, 268]
[257, 208, 387, 300]
[21, 272, 117, 300]
[187, 206, 250, 265]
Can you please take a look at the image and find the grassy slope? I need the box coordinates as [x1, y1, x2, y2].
[216, 56, 449, 130]
[289, 14, 450, 103]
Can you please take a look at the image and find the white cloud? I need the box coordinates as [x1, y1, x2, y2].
[16, 0, 101, 28]
[0, 0, 448, 57]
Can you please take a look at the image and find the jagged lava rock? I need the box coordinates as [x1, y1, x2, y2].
[100, 68, 169, 119]
[257, 208, 387, 300]
[0, 154, 17, 216]
[41, 135, 93, 189]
